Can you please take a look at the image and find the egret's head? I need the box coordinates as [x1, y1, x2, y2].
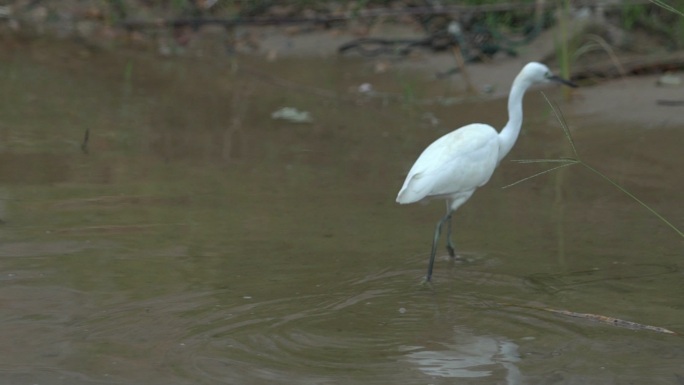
[521, 62, 577, 88]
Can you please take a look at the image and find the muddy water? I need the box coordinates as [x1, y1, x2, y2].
[0, 41, 682, 385]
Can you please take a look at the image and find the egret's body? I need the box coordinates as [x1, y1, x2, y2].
[397, 62, 576, 282]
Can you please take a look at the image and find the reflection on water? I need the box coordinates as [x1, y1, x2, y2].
[403, 330, 522, 383]
[0, 40, 682, 384]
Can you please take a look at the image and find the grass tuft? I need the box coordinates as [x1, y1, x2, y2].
[505, 92, 684, 239]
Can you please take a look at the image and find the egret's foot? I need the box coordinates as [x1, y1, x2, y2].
[420, 276, 434, 286]
[446, 244, 456, 258]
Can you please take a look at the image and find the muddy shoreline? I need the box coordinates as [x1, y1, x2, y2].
[242, 22, 684, 127]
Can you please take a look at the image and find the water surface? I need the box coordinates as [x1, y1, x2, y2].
[0, 40, 682, 384]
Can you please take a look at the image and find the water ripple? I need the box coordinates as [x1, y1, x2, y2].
[66, 261, 684, 385]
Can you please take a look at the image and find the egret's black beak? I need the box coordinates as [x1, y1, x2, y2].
[549, 74, 578, 88]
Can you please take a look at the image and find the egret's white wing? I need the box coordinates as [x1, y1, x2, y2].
[396, 124, 499, 204]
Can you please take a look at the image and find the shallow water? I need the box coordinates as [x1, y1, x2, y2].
[0, 40, 682, 385]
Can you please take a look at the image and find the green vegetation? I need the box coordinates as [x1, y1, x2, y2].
[651, 0, 684, 17]
[506, 94, 684, 239]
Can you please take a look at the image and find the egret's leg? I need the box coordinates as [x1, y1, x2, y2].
[444, 201, 456, 257]
[446, 215, 456, 257]
[425, 210, 453, 282]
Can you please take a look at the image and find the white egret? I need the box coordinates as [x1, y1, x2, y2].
[396, 62, 576, 282]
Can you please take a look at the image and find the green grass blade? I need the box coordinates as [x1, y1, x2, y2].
[502, 162, 577, 189]
[650, 0, 684, 17]
[510, 94, 683, 239]
[579, 161, 684, 238]
[511, 158, 579, 164]
[542, 91, 578, 158]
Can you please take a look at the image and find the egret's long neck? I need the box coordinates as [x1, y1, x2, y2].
[497, 75, 530, 163]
